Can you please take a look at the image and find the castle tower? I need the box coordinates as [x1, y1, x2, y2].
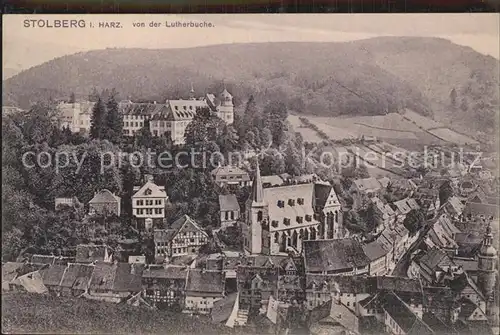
[217, 86, 234, 124]
[478, 221, 498, 317]
[243, 160, 268, 254]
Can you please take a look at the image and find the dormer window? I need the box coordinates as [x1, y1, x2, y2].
[296, 216, 303, 223]
[145, 189, 152, 195]
[288, 199, 295, 206]
[305, 215, 312, 222]
[297, 198, 304, 205]
[183, 106, 186, 110]
[175, 106, 178, 110]
[283, 218, 291, 226]
[271, 220, 279, 228]
[277, 200, 285, 208]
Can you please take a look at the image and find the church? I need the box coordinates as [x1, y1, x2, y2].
[241, 162, 344, 255]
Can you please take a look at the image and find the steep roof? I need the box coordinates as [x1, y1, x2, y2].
[264, 183, 319, 230]
[261, 175, 285, 187]
[142, 265, 188, 280]
[88, 189, 120, 204]
[218, 194, 240, 212]
[2, 262, 24, 284]
[155, 215, 207, 244]
[211, 165, 249, 178]
[186, 269, 224, 294]
[362, 241, 389, 261]
[382, 292, 434, 335]
[75, 244, 111, 263]
[304, 239, 370, 273]
[59, 263, 94, 290]
[132, 180, 167, 199]
[39, 264, 67, 287]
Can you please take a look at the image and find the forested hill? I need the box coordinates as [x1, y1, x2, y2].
[3, 37, 498, 135]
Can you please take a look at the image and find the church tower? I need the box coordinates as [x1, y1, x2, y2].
[217, 85, 234, 124]
[243, 160, 268, 254]
[478, 221, 498, 317]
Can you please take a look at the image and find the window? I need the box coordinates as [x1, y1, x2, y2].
[283, 218, 291, 226]
[230, 211, 234, 220]
[297, 198, 304, 205]
[296, 216, 303, 223]
[288, 199, 295, 206]
[257, 211, 263, 221]
[155, 200, 162, 205]
[305, 215, 312, 222]
[225, 212, 229, 220]
[277, 200, 284, 208]
[137, 200, 144, 206]
[272, 220, 279, 228]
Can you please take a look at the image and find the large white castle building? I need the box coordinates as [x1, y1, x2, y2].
[56, 86, 234, 145]
[241, 162, 345, 256]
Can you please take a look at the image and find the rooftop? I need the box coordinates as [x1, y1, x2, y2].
[303, 239, 370, 273]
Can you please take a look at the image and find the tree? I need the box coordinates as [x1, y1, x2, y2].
[89, 97, 108, 140]
[439, 180, 454, 206]
[88, 87, 100, 102]
[403, 209, 425, 235]
[449, 88, 457, 108]
[136, 119, 153, 148]
[184, 107, 225, 146]
[105, 89, 123, 143]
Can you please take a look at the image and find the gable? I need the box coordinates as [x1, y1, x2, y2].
[468, 307, 488, 321]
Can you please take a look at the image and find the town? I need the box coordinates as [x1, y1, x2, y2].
[2, 83, 499, 335]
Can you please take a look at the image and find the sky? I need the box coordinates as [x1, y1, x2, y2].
[3, 13, 499, 80]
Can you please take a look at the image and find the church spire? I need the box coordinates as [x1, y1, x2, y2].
[251, 158, 264, 204]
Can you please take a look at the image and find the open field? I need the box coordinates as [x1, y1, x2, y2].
[290, 111, 478, 148]
[428, 128, 479, 145]
[287, 114, 325, 142]
[1, 292, 250, 335]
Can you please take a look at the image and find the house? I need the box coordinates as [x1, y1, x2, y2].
[463, 192, 499, 219]
[362, 241, 390, 276]
[236, 258, 279, 311]
[55, 197, 81, 210]
[421, 312, 458, 335]
[426, 213, 461, 250]
[211, 166, 250, 187]
[149, 88, 234, 145]
[408, 248, 457, 285]
[442, 196, 465, 219]
[392, 198, 420, 222]
[243, 162, 343, 255]
[350, 177, 383, 197]
[382, 292, 434, 335]
[75, 244, 113, 264]
[142, 264, 188, 311]
[9, 269, 48, 294]
[58, 263, 94, 297]
[39, 264, 67, 295]
[219, 194, 241, 228]
[308, 299, 360, 335]
[132, 174, 168, 229]
[86, 261, 144, 303]
[184, 269, 225, 314]
[303, 239, 370, 276]
[56, 101, 95, 133]
[154, 215, 209, 261]
[204, 251, 242, 280]
[88, 189, 121, 216]
[371, 197, 396, 228]
[2, 262, 25, 291]
[120, 101, 164, 136]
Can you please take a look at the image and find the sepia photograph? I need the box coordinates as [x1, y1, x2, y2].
[2, 13, 499, 334]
